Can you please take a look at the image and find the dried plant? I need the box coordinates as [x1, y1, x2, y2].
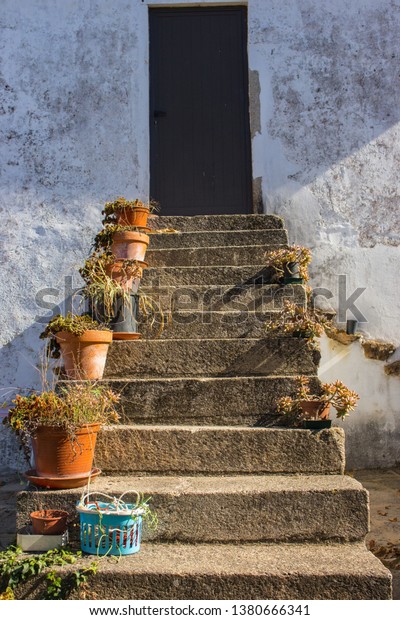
[93, 225, 127, 252]
[102, 196, 159, 226]
[266, 301, 332, 348]
[40, 313, 109, 359]
[264, 245, 312, 282]
[139, 291, 166, 337]
[276, 375, 359, 420]
[79, 251, 142, 320]
[3, 383, 120, 460]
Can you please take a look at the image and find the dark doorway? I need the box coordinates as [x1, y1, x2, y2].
[149, 7, 253, 216]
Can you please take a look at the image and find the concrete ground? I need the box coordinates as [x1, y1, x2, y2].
[353, 468, 400, 600]
[0, 468, 399, 599]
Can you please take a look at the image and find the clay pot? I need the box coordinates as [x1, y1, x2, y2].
[32, 424, 101, 478]
[299, 400, 330, 420]
[30, 509, 69, 535]
[56, 330, 112, 380]
[115, 206, 150, 228]
[105, 260, 146, 292]
[111, 231, 149, 261]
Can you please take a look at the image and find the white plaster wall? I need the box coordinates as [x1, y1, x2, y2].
[249, 0, 400, 468]
[0, 0, 399, 471]
[0, 0, 151, 472]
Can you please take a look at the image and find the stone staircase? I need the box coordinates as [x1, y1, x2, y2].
[16, 214, 391, 599]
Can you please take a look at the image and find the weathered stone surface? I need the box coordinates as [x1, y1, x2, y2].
[149, 229, 288, 248]
[96, 425, 345, 475]
[18, 543, 392, 600]
[104, 338, 320, 378]
[140, 311, 274, 339]
[147, 245, 281, 268]
[140, 283, 306, 312]
[325, 327, 361, 345]
[150, 213, 285, 231]
[384, 361, 400, 377]
[101, 376, 321, 425]
[142, 264, 275, 286]
[17, 474, 368, 543]
[362, 339, 396, 361]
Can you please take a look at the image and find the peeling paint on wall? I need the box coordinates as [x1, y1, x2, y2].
[249, 0, 400, 467]
[249, 69, 261, 138]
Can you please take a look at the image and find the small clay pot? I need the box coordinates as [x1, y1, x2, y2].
[111, 231, 149, 261]
[115, 206, 150, 228]
[30, 510, 69, 535]
[299, 400, 330, 420]
[56, 330, 112, 380]
[32, 424, 101, 479]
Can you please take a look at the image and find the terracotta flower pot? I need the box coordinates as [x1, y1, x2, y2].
[56, 330, 112, 380]
[299, 400, 330, 420]
[32, 424, 101, 478]
[111, 231, 150, 261]
[105, 260, 146, 292]
[30, 509, 69, 535]
[115, 206, 150, 228]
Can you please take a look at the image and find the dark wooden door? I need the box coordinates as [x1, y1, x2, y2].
[149, 7, 252, 216]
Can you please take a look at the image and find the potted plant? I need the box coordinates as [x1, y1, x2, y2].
[94, 225, 150, 262]
[276, 375, 359, 429]
[79, 252, 142, 340]
[266, 301, 332, 348]
[40, 313, 112, 380]
[80, 251, 145, 294]
[4, 383, 120, 487]
[102, 197, 158, 229]
[265, 245, 312, 284]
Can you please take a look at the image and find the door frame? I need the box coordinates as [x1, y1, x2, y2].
[149, 4, 253, 215]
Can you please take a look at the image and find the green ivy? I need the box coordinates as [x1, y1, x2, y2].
[0, 544, 98, 600]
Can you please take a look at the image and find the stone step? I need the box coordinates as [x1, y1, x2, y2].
[142, 265, 273, 286]
[96, 425, 345, 475]
[146, 245, 283, 268]
[140, 311, 274, 339]
[17, 475, 368, 544]
[20, 542, 391, 600]
[148, 229, 288, 248]
[150, 213, 285, 232]
[102, 376, 321, 425]
[104, 338, 319, 379]
[140, 283, 306, 312]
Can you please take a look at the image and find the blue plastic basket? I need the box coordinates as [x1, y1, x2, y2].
[77, 500, 143, 556]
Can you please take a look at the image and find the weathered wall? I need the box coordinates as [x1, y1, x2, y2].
[0, 0, 150, 472]
[0, 0, 399, 471]
[248, 0, 400, 468]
